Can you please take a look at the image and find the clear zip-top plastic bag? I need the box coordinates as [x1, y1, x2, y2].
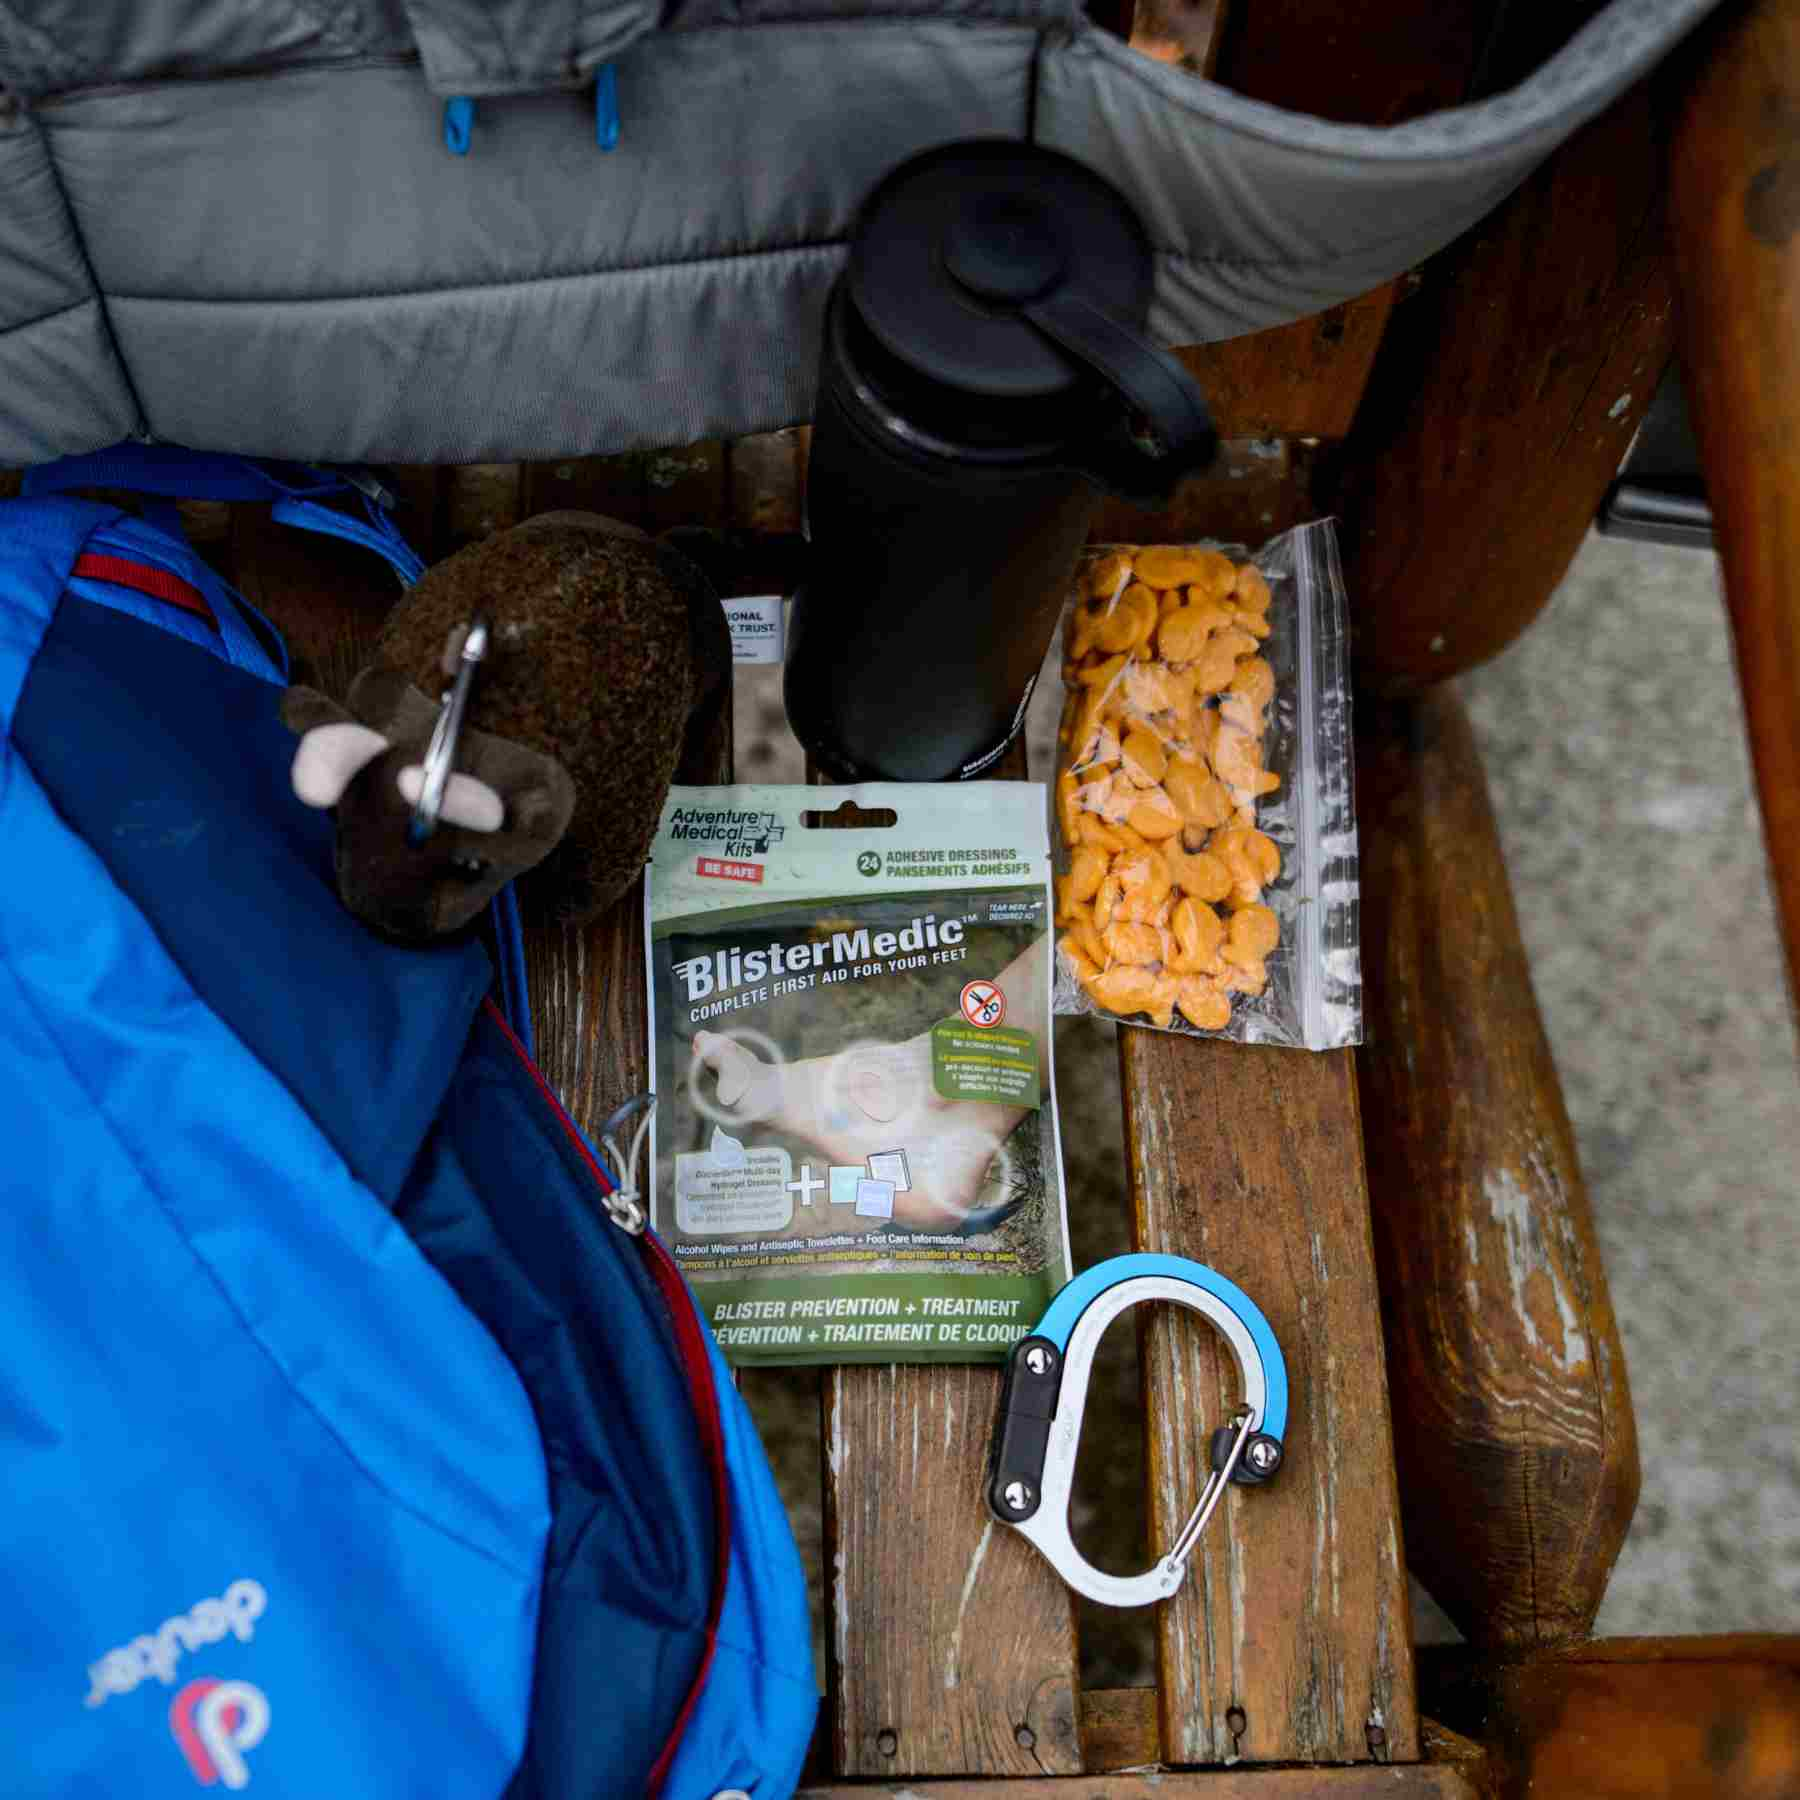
[1050, 521, 1361, 1050]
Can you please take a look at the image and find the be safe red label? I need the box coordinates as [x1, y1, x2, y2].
[696, 857, 764, 884]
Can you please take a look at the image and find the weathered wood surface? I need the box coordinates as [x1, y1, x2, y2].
[1422, 1637, 1800, 1800]
[1330, 58, 1676, 691]
[1356, 688, 1638, 1648]
[1078, 1686, 1160, 1771]
[1120, 1036, 1416, 1767]
[1081, 1688, 1490, 1790]
[1419, 1719, 1498, 1800]
[815, 741, 1083, 1781]
[1671, 0, 1800, 999]
[796, 1768, 1479, 1800]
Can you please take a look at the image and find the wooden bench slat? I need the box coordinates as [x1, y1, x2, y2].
[815, 740, 1083, 1779]
[822, 1360, 1083, 1777]
[1356, 689, 1639, 1648]
[796, 1767, 1479, 1799]
[1120, 1037, 1417, 1766]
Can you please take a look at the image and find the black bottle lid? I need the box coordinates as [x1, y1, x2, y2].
[845, 140, 1214, 492]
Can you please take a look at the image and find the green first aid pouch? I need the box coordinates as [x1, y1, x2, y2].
[645, 783, 1071, 1365]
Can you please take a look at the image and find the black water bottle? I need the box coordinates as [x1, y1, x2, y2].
[785, 140, 1217, 783]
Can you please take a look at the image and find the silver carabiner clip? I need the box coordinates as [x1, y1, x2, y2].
[987, 1253, 1289, 1608]
[408, 613, 491, 846]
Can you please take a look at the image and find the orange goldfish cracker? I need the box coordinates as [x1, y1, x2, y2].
[1068, 692, 1117, 770]
[1113, 848, 1172, 906]
[1232, 564, 1271, 611]
[1093, 582, 1157, 654]
[1092, 872, 1123, 932]
[1194, 628, 1258, 695]
[1120, 728, 1168, 787]
[1084, 551, 1133, 599]
[1127, 792, 1183, 840]
[1058, 937, 1098, 983]
[1164, 756, 1232, 829]
[1121, 662, 1176, 716]
[1102, 919, 1163, 965]
[1074, 812, 1131, 854]
[1068, 844, 1107, 904]
[1146, 969, 1180, 1029]
[1163, 839, 1232, 904]
[1183, 599, 1237, 636]
[1114, 884, 1172, 926]
[1167, 896, 1225, 973]
[1229, 656, 1275, 711]
[1084, 962, 1159, 1017]
[1209, 723, 1263, 789]
[1191, 708, 1223, 762]
[1156, 606, 1212, 664]
[1228, 901, 1279, 959]
[1184, 549, 1238, 601]
[1176, 975, 1232, 1031]
[1056, 771, 1081, 845]
[1231, 607, 1272, 641]
[1163, 665, 1199, 727]
[1095, 777, 1135, 826]
[1132, 546, 1208, 590]
[1220, 959, 1267, 998]
[1213, 828, 1281, 904]
[1079, 652, 1127, 688]
[1069, 912, 1107, 970]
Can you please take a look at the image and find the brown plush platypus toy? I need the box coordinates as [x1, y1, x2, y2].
[282, 512, 730, 942]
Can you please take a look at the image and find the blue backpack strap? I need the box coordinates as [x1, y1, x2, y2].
[270, 495, 426, 586]
[21, 443, 345, 503]
[23, 442, 423, 587]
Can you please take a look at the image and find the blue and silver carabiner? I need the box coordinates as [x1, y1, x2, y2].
[987, 1253, 1289, 1608]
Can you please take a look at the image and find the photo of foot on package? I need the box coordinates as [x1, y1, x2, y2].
[646, 784, 1071, 1365]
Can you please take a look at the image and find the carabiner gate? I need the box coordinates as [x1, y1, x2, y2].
[408, 613, 491, 846]
[987, 1253, 1288, 1608]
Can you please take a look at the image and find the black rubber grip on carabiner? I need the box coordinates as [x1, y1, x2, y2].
[1210, 1424, 1284, 1486]
[986, 1335, 1063, 1523]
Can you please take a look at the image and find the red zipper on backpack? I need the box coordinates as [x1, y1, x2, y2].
[481, 999, 730, 1796]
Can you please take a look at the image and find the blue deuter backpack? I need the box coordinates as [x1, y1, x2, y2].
[0, 449, 817, 1798]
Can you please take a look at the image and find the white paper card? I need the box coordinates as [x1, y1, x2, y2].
[854, 1178, 895, 1220]
[675, 1146, 793, 1235]
[866, 1149, 911, 1193]
[722, 595, 784, 665]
